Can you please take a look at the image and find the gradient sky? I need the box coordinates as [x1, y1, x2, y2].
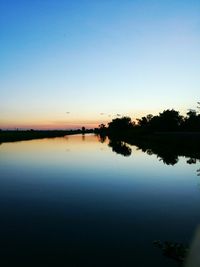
[1, 0, 200, 129]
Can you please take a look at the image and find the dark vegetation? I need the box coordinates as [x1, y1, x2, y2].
[96, 104, 200, 165]
[101, 133, 200, 166]
[0, 128, 93, 143]
[95, 106, 200, 138]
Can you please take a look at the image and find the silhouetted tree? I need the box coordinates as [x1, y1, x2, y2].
[137, 116, 148, 127]
[99, 123, 106, 129]
[96, 104, 200, 140]
[137, 114, 153, 128]
[108, 116, 134, 133]
[97, 123, 107, 136]
[82, 127, 85, 134]
[187, 109, 197, 117]
[150, 109, 183, 131]
[182, 110, 200, 131]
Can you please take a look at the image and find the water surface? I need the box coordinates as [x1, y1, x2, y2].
[0, 134, 200, 266]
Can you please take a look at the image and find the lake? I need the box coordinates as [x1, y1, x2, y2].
[0, 134, 200, 266]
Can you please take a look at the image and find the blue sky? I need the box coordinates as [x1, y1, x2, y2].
[1, 0, 200, 129]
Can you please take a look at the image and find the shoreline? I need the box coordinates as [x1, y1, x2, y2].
[0, 130, 94, 143]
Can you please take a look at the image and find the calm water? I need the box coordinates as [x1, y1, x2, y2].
[0, 134, 200, 266]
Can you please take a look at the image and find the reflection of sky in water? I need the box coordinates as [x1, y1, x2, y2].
[0, 134, 200, 266]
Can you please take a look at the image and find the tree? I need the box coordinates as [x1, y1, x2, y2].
[137, 116, 148, 127]
[108, 116, 134, 132]
[137, 114, 153, 127]
[99, 124, 106, 130]
[187, 109, 197, 118]
[98, 123, 107, 136]
[182, 109, 200, 131]
[82, 127, 85, 134]
[150, 109, 183, 131]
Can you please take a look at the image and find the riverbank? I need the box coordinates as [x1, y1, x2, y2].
[0, 129, 94, 143]
[107, 130, 200, 143]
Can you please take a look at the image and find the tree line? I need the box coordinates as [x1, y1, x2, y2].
[95, 103, 200, 136]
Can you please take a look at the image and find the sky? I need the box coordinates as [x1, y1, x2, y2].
[1, 0, 200, 129]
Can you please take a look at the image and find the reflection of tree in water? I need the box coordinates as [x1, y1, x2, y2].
[108, 140, 132, 157]
[187, 158, 200, 177]
[98, 134, 107, 143]
[126, 138, 200, 166]
[136, 143, 200, 176]
[138, 147, 179, 165]
[187, 158, 197, 164]
[104, 136, 200, 167]
[158, 153, 179, 165]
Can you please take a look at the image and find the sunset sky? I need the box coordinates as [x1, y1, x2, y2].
[1, 0, 200, 129]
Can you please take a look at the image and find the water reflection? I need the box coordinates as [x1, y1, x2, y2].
[97, 134, 107, 143]
[108, 140, 132, 157]
[1, 135, 200, 266]
[106, 137, 200, 167]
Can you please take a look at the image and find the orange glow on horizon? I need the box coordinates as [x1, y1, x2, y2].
[1, 107, 188, 130]
[0, 120, 109, 130]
